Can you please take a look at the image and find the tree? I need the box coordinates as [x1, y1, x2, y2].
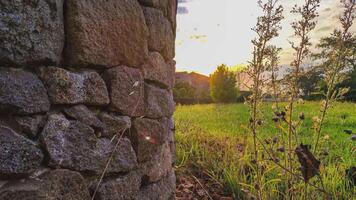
[297, 68, 323, 98]
[210, 64, 237, 103]
[173, 82, 196, 104]
[340, 65, 356, 101]
[313, 0, 355, 104]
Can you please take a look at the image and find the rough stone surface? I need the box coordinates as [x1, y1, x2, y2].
[104, 66, 144, 117]
[164, 116, 177, 163]
[145, 84, 175, 119]
[137, 171, 176, 200]
[38, 66, 110, 105]
[41, 114, 137, 174]
[14, 115, 46, 138]
[131, 118, 166, 163]
[0, 169, 91, 200]
[0, 68, 50, 115]
[64, 105, 103, 130]
[143, 7, 175, 60]
[138, 0, 177, 31]
[65, 0, 149, 67]
[143, 52, 175, 89]
[92, 171, 141, 200]
[1, 0, 177, 197]
[0, 0, 64, 66]
[0, 126, 43, 178]
[140, 142, 173, 183]
[98, 112, 131, 138]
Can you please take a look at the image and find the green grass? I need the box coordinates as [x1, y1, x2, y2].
[174, 102, 356, 199]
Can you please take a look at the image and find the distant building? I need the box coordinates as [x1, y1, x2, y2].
[237, 70, 275, 91]
[175, 72, 210, 92]
[175, 71, 211, 104]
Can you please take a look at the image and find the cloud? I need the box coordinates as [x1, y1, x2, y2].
[175, 0, 356, 75]
[177, 6, 189, 14]
[278, 0, 351, 66]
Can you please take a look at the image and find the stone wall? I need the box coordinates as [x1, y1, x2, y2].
[0, 0, 177, 199]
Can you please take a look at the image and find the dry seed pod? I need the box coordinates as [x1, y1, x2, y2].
[277, 146, 285, 152]
[299, 112, 305, 120]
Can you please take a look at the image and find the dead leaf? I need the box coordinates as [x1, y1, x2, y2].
[295, 144, 321, 182]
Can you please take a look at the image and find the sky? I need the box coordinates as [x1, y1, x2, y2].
[175, 0, 356, 75]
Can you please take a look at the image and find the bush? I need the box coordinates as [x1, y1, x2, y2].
[303, 93, 324, 101]
[210, 64, 237, 103]
[236, 91, 252, 102]
[173, 82, 213, 104]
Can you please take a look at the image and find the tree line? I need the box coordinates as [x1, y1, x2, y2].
[174, 38, 356, 104]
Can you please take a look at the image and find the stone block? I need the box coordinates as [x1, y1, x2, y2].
[131, 118, 166, 163]
[65, 0, 149, 67]
[0, 0, 64, 66]
[137, 171, 176, 200]
[0, 126, 43, 179]
[14, 115, 46, 138]
[64, 105, 104, 130]
[142, 7, 175, 60]
[104, 66, 144, 117]
[138, 0, 177, 30]
[41, 114, 137, 174]
[92, 171, 141, 200]
[0, 68, 50, 114]
[139, 142, 173, 183]
[143, 52, 175, 89]
[38, 66, 110, 105]
[145, 84, 175, 119]
[0, 169, 91, 200]
[98, 112, 131, 138]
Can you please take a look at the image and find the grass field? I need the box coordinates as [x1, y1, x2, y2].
[174, 102, 356, 199]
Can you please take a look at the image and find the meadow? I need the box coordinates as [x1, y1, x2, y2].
[174, 102, 356, 199]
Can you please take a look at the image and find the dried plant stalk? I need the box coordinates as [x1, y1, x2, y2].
[247, 0, 284, 199]
[313, 0, 355, 153]
[286, 0, 320, 183]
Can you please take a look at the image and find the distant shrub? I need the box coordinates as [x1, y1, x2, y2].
[304, 93, 324, 101]
[173, 82, 196, 104]
[173, 82, 212, 104]
[236, 91, 252, 102]
[210, 64, 237, 103]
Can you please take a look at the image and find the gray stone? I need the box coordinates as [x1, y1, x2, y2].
[170, 141, 176, 164]
[0, 68, 50, 115]
[160, 118, 176, 164]
[38, 66, 110, 105]
[0, 126, 43, 179]
[14, 115, 46, 138]
[352, 135, 356, 141]
[0, 169, 91, 200]
[104, 66, 144, 117]
[143, 7, 175, 60]
[139, 142, 173, 183]
[159, 117, 175, 142]
[65, 0, 149, 68]
[64, 105, 104, 130]
[138, 0, 177, 31]
[145, 84, 175, 119]
[98, 112, 131, 138]
[41, 114, 137, 174]
[168, 116, 175, 130]
[92, 171, 141, 200]
[0, 0, 64, 66]
[137, 171, 176, 200]
[131, 118, 166, 163]
[143, 52, 175, 89]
